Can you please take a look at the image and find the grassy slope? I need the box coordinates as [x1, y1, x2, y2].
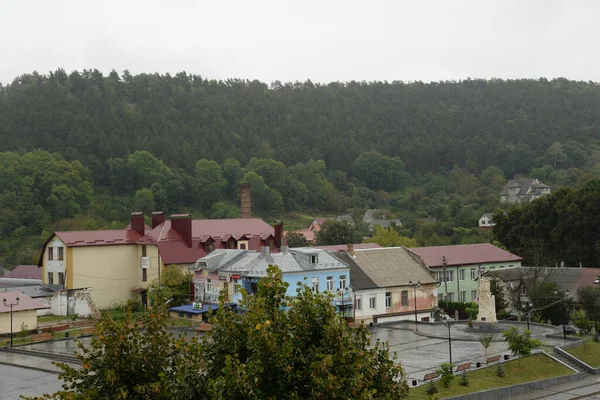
[408, 353, 574, 399]
[566, 339, 600, 367]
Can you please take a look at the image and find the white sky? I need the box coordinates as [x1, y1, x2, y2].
[1, 0, 599, 84]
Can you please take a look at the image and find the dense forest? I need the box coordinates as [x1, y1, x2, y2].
[1, 70, 600, 267]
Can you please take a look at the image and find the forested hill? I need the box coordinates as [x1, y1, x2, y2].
[1, 71, 600, 178]
[2, 70, 600, 267]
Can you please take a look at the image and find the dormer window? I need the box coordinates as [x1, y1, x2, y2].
[309, 254, 318, 264]
[205, 243, 214, 253]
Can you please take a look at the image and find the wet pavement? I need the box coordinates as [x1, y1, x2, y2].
[369, 321, 566, 383]
[0, 364, 63, 400]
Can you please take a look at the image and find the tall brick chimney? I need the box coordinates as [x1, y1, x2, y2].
[130, 212, 145, 236]
[240, 183, 251, 218]
[274, 221, 283, 250]
[170, 214, 192, 248]
[151, 211, 166, 228]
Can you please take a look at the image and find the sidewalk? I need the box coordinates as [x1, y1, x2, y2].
[0, 349, 76, 373]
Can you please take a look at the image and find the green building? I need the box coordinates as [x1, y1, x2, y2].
[407, 243, 523, 303]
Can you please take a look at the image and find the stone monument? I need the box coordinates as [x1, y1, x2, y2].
[476, 276, 497, 323]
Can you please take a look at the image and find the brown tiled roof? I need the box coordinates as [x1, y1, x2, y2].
[5, 265, 41, 280]
[408, 243, 523, 268]
[0, 291, 50, 313]
[313, 243, 382, 251]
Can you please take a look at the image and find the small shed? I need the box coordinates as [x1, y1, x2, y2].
[0, 291, 50, 334]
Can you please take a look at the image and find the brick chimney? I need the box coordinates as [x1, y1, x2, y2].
[130, 212, 145, 236]
[151, 211, 166, 228]
[274, 220, 283, 250]
[240, 183, 251, 218]
[170, 214, 192, 248]
[347, 244, 355, 257]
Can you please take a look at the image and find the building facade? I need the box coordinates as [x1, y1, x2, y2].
[407, 243, 523, 304]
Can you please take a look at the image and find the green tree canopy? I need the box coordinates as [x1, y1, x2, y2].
[315, 220, 363, 245]
[368, 226, 418, 247]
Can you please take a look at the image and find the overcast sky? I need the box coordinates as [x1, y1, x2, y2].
[1, 0, 598, 85]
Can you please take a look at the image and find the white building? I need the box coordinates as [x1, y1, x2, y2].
[478, 213, 495, 228]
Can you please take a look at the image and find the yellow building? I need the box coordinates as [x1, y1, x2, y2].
[38, 212, 278, 310]
[0, 291, 49, 334]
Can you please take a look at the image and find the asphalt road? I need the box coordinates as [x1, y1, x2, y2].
[0, 364, 62, 400]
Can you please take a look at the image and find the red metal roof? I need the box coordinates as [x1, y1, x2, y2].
[408, 243, 523, 268]
[5, 265, 41, 280]
[54, 230, 143, 246]
[0, 291, 50, 313]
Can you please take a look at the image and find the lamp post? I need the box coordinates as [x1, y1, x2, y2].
[408, 280, 421, 325]
[3, 297, 20, 347]
[443, 318, 454, 367]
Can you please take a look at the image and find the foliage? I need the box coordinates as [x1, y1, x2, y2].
[459, 370, 469, 387]
[578, 285, 600, 322]
[200, 265, 409, 399]
[570, 309, 593, 332]
[528, 281, 571, 325]
[594, 332, 600, 343]
[502, 326, 542, 367]
[479, 336, 492, 363]
[494, 180, 600, 266]
[438, 301, 478, 320]
[425, 380, 438, 395]
[19, 322, 29, 338]
[437, 362, 454, 388]
[496, 362, 505, 377]
[148, 266, 191, 306]
[490, 278, 508, 314]
[284, 231, 309, 248]
[315, 219, 364, 245]
[368, 226, 418, 247]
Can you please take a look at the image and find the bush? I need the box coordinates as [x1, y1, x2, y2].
[437, 362, 454, 388]
[459, 370, 469, 386]
[570, 309, 593, 331]
[594, 332, 600, 343]
[496, 362, 505, 377]
[438, 300, 478, 320]
[426, 380, 438, 395]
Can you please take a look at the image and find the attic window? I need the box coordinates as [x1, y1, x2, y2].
[309, 255, 318, 264]
[205, 243, 214, 253]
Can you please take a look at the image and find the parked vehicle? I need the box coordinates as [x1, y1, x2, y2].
[563, 324, 586, 335]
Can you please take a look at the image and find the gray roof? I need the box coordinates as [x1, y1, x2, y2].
[336, 214, 354, 223]
[500, 178, 546, 196]
[482, 213, 494, 219]
[334, 247, 437, 290]
[193, 248, 349, 278]
[0, 284, 57, 298]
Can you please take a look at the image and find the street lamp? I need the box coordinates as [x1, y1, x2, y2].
[408, 280, 421, 325]
[3, 297, 20, 347]
[443, 318, 454, 367]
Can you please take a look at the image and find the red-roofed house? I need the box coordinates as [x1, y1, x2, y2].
[5, 265, 41, 280]
[39, 212, 282, 309]
[407, 243, 523, 303]
[0, 291, 49, 334]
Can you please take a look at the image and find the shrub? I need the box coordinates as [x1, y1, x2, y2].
[437, 362, 454, 388]
[594, 332, 600, 343]
[496, 362, 505, 377]
[19, 322, 29, 338]
[426, 380, 439, 395]
[459, 370, 469, 386]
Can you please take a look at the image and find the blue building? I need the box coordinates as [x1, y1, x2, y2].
[190, 246, 352, 315]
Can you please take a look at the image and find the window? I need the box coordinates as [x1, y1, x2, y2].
[459, 291, 466, 302]
[142, 245, 147, 257]
[339, 275, 347, 289]
[48, 247, 54, 260]
[239, 243, 246, 250]
[142, 268, 147, 282]
[437, 270, 455, 282]
[369, 296, 377, 309]
[459, 269, 465, 281]
[58, 272, 65, 286]
[489, 266, 495, 271]
[312, 278, 319, 293]
[57, 247, 64, 260]
[447, 271, 454, 282]
[470, 268, 476, 280]
[355, 296, 362, 311]
[310, 255, 317, 264]
[500, 265, 505, 269]
[519, 285, 527, 296]
[233, 279, 238, 294]
[446, 292, 454, 302]
[385, 292, 392, 308]
[509, 264, 514, 268]
[481, 220, 486, 225]
[206, 243, 214, 253]
[436, 271, 444, 282]
[401, 290, 408, 306]
[327, 276, 334, 291]
[471, 290, 477, 301]
[48, 272, 54, 285]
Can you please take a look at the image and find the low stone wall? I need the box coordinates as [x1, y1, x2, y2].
[445, 372, 588, 400]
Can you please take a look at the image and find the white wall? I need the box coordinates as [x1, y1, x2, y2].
[35, 290, 93, 317]
[353, 288, 386, 322]
[46, 237, 66, 274]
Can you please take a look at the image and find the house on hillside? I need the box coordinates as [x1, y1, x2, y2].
[478, 213, 495, 229]
[334, 247, 438, 324]
[407, 243, 523, 303]
[362, 209, 401, 231]
[38, 211, 282, 311]
[285, 215, 354, 243]
[190, 246, 352, 316]
[500, 178, 551, 204]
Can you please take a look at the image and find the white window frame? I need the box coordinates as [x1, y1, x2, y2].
[470, 268, 476, 280]
[355, 296, 362, 311]
[310, 255, 317, 264]
[446, 292, 454, 302]
[233, 279, 238, 294]
[385, 292, 391, 308]
[401, 290, 408, 307]
[339, 275, 347, 289]
[312, 278, 319, 293]
[471, 290, 477, 301]
[369, 296, 377, 309]
[459, 291, 466, 302]
[459, 269, 465, 281]
[326, 276, 334, 291]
